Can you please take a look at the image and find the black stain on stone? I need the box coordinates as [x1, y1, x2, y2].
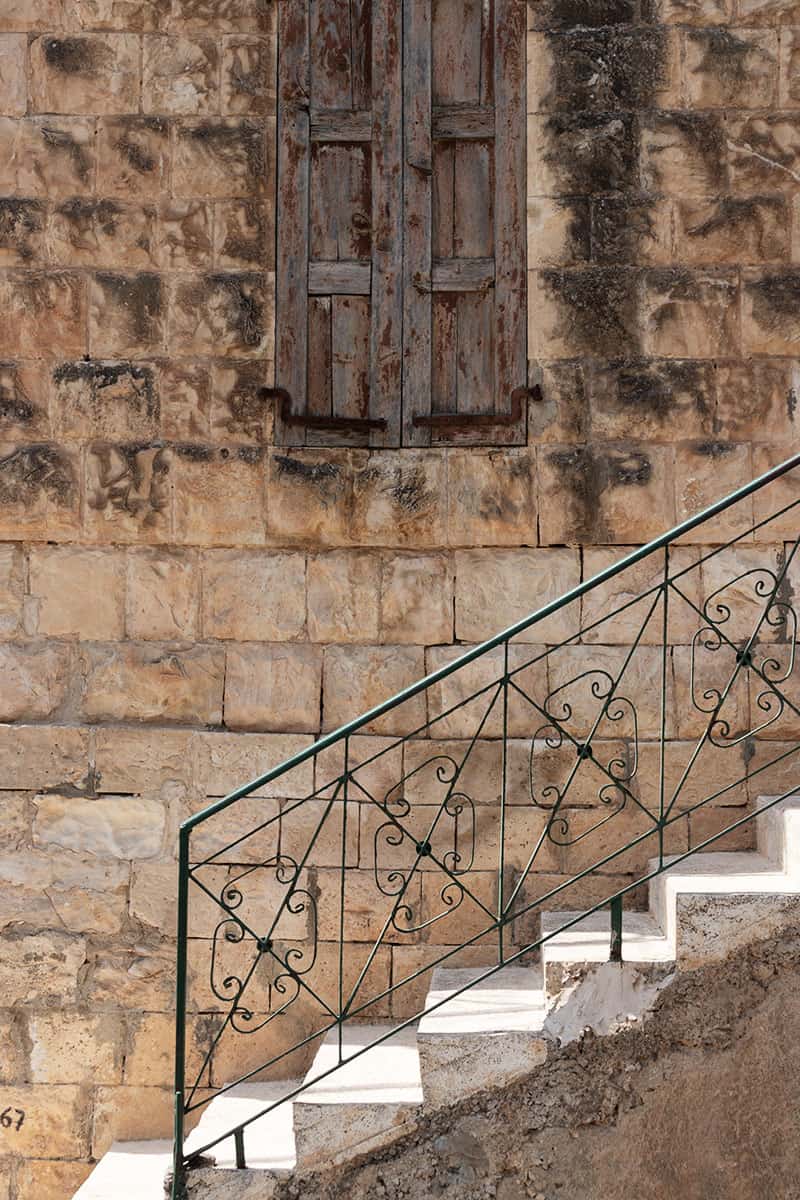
[545, 28, 667, 111]
[611, 360, 710, 423]
[114, 119, 167, 175]
[41, 125, 93, 184]
[391, 468, 430, 513]
[548, 446, 654, 542]
[0, 366, 36, 428]
[788, 388, 797, 423]
[0, 444, 75, 505]
[591, 195, 659, 265]
[208, 274, 265, 348]
[220, 203, 266, 265]
[645, 111, 726, 190]
[529, 0, 638, 29]
[57, 198, 122, 239]
[53, 360, 158, 424]
[42, 37, 94, 74]
[95, 273, 163, 344]
[186, 120, 266, 181]
[687, 27, 760, 88]
[542, 268, 641, 358]
[175, 443, 214, 462]
[219, 365, 269, 441]
[237, 446, 263, 465]
[694, 440, 735, 458]
[686, 196, 784, 257]
[0, 199, 45, 262]
[745, 270, 800, 326]
[544, 111, 637, 194]
[275, 454, 340, 483]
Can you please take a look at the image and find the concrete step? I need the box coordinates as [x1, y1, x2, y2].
[292, 1024, 424, 1169]
[541, 909, 669, 964]
[417, 966, 548, 1106]
[72, 1141, 172, 1200]
[184, 1080, 298, 1173]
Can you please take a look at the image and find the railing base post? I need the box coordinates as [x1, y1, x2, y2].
[610, 895, 623, 963]
[234, 1128, 246, 1170]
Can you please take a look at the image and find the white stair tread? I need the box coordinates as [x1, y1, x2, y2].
[184, 1081, 299, 1172]
[418, 966, 546, 1034]
[72, 1141, 172, 1199]
[656, 852, 798, 893]
[542, 910, 672, 962]
[297, 1024, 423, 1106]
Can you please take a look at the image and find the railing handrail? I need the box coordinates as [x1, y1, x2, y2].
[182, 449, 800, 833]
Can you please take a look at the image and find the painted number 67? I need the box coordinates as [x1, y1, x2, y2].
[1, 1107, 25, 1131]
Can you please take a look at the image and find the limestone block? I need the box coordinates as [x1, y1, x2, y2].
[587, 358, 715, 443]
[547, 643, 676, 739]
[186, 795, 280, 866]
[0, 642, 70, 721]
[307, 551, 380, 644]
[673, 643, 751, 739]
[315, 866, 423, 944]
[224, 643, 322, 733]
[0, 361, 50, 441]
[33, 794, 166, 859]
[143, 34, 219, 115]
[528, 112, 637, 198]
[29, 546, 125, 639]
[559, 797, 688, 876]
[280, 796, 359, 868]
[635, 739, 753, 813]
[640, 112, 726, 199]
[529, 27, 676, 113]
[425, 644, 549, 740]
[684, 27, 778, 107]
[0, 931, 85, 1006]
[125, 1012, 184, 1087]
[590, 195, 674, 267]
[727, 113, 800, 195]
[302, 941, 392, 1021]
[752, 445, 800, 540]
[85, 441, 172, 544]
[532, 364, 588, 445]
[89, 271, 166, 358]
[15, 1161, 92, 1200]
[642, 269, 740, 358]
[169, 0, 276, 33]
[160, 362, 212, 439]
[314, 734, 404, 808]
[697, 543, 786, 642]
[350, 451, 447, 548]
[419, 869, 499, 945]
[657, 0, 733, 22]
[48, 199, 157, 270]
[83, 944, 175, 1010]
[0, 1084, 90, 1159]
[739, 0, 800, 23]
[203, 549, 306, 641]
[53, 360, 159, 441]
[0, 443, 75, 541]
[0, 36, 26, 117]
[688, 804, 755, 851]
[455, 549, 581, 645]
[171, 446, 266, 547]
[0, 117, 16, 191]
[400, 738, 506, 807]
[0, 543, 22, 638]
[97, 116, 170, 200]
[193, 730, 313, 798]
[74, 0, 170, 30]
[0, 847, 130, 935]
[222, 36, 276, 116]
[322, 645, 426, 736]
[185, 932, 271, 1014]
[673, 442, 753, 542]
[0, 0, 64, 30]
[158, 200, 214, 269]
[173, 119, 268, 199]
[29, 1013, 123, 1085]
[95, 726, 192, 792]
[29, 34, 141, 115]
[675, 196, 788, 266]
[581, 545, 702, 645]
[0, 200, 46, 267]
[0, 792, 27, 849]
[0, 1012, 27, 1083]
[266, 448, 352, 547]
[0, 724, 89, 789]
[446, 449, 537, 548]
[126, 548, 200, 640]
[526, 197, 589, 267]
[780, 27, 800, 103]
[130, 861, 178, 932]
[80, 643, 225, 724]
[0, 271, 87, 358]
[528, 268, 640, 360]
[743, 268, 800, 354]
[214, 200, 274, 269]
[210, 361, 273, 442]
[92, 1085, 173, 1157]
[380, 553, 452, 645]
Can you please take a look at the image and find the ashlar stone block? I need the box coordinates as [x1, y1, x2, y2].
[30, 34, 141, 115]
[33, 794, 167, 859]
[203, 549, 306, 641]
[29, 546, 125, 639]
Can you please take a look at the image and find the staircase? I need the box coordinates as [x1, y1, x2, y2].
[69, 449, 800, 1199]
[75, 796, 800, 1198]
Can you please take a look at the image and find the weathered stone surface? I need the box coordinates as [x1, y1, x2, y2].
[173, 119, 268, 198]
[30, 34, 141, 115]
[676, 196, 788, 266]
[74, 0, 170, 30]
[29, 546, 125, 639]
[29, 1012, 123, 1084]
[0, 642, 70, 721]
[203, 549, 306, 640]
[529, 268, 640, 360]
[380, 553, 452, 646]
[351, 452, 447, 548]
[684, 27, 778, 108]
[0, 847, 129, 935]
[85, 440, 173, 544]
[266, 449, 352, 547]
[0, 1084, 90, 1159]
[0, 35, 26, 117]
[53, 360, 159, 440]
[322, 645, 426, 736]
[160, 362, 212, 439]
[222, 36, 276, 116]
[727, 113, 800, 194]
[126, 547, 200, 639]
[742, 268, 800, 353]
[171, 445, 266, 546]
[192, 729, 312, 798]
[0, 361, 50, 440]
[224, 643, 322, 733]
[0, 931, 86, 1005]
[15, 1160, 93, 1200]
[581, 545, 701, 645]
[0, 200, 46, 266]
[446, 449, 537, 548]
[0, 271, 87, 357]
[642, 269, 740, 358]
[82, 944, 174, 1010]
[280, 797, 359, 868]
[158, 199, 214, 269]
[0, 724, 89, 789]
[49, 199, 157, 269]
[91, 1084, 173, 1156]
[97, 116, 170, 199]
[89, 271, 166, 357]
[0, 442, 81, 540]
[0, 0, 64, 31]
[526, 196, 590, 267]
[674, 441, 753, 541]
[307, 551, 380, 643]
[33, 793, 166, 859]
[0, 542, 22, 637]
[425, 644, 549, 740]
[171, 271, 273, 358]
[214, 200, 274, 269]
[142, 34, 219, 114]
[80, 643, 225, 724]
[455, 549, 581, 644]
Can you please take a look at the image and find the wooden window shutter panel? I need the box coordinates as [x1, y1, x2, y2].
[274, 1, 403, 447]
[406, 0, 528, 447]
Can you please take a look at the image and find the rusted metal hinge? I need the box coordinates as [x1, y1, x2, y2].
[411, 385, 540, 430]
[264, 388, 388, 433]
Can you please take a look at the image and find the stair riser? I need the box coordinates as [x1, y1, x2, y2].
[293, 1101, 423, 1169]
[417, 1030, 548, 1108]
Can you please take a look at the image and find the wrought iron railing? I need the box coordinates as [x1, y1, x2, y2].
[172, 451, 800, 1196]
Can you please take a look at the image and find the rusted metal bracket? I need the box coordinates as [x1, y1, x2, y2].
[264, 387, 388, 433]
[411, 385, 540, 430]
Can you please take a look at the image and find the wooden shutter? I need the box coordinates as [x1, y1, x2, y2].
[406, 0, 528, 446]
[274, 0, 403, 446]
[273, 0, 527, 448]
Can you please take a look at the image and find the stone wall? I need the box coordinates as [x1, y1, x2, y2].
[1, 1, 799, 1196]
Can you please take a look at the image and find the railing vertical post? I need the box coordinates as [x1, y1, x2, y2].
[172, 826, 190, 1200]
[498, 640, 509, 967]
[658, 546, 670, 868]
[234, 1128, 246, 1169]
[610, 894, 623, 963]
[338, 737, 349, 1063]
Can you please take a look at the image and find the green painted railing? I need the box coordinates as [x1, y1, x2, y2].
[172, 450, 800, 1197]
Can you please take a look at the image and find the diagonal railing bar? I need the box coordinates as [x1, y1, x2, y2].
[172, 451, 800, 1195]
